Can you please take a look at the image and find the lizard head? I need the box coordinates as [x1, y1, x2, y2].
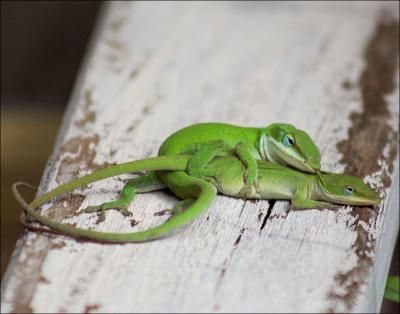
[260, 123, 321, 173]
[316, 172, 381, 206]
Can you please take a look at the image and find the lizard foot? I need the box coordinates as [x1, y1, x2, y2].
[238, 175, 257, 198]
[154, 199, 196, 217]
[238, 185, 251, 198]
[154, 209, 173, 216]
[84, 201, 132, 223]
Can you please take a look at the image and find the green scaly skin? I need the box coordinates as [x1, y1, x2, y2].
[202, 157, 380, 208]
[88, 122, 322, 219]
[14, 154, 213, 242]
[13, 155, 380, 243]
[159, 122, 321, 172]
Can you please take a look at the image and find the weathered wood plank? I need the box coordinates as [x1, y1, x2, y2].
[1, 2, 398, 313]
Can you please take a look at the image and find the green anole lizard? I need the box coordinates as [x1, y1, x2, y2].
[84, 122, 322, 221]
[13, 154, 380, 243]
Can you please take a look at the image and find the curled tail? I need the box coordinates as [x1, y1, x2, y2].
[12, 154, 218, 243]
[13, 179, 216, 243]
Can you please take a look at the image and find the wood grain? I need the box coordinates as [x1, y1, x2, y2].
[1, 2, 398, 313]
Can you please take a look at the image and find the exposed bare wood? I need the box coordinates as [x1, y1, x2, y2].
[1, 2, 398, 313]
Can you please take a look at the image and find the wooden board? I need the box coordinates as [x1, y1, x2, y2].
[1, 2, 399, 313]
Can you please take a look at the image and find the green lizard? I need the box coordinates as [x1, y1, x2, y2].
[13, 154, 380, 243]
[84, 122, 322, 221]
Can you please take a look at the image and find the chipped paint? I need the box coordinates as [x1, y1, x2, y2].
[56, 135, 101, 184]
[328, 18, 399, 313]
[2, 2, 399, 313]
[83, 304, 101, 313]
[75, 89, 96, 129]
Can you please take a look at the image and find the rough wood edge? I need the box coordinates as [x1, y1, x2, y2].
[0, 2, 110, 312]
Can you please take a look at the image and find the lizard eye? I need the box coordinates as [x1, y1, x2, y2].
[345, 186, 354, 195]
[284, 134, 295, 147]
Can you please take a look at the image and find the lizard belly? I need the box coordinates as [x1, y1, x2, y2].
[251, 172, 294, 200]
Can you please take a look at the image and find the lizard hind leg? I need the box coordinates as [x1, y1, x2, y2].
[184, 141, 258, 198]
[235, 143, 258, 197]
[185, 140, 231, 178]
[84, 172, 165, 223]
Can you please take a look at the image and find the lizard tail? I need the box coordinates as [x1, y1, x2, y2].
[12, 154, 217, 243]
[13, 176, 216, 243]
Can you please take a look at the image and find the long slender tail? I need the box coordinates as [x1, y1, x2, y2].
[29, 155, 191, 209]
[12, 154, 218, 243]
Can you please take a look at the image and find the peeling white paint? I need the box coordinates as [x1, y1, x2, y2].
[1, 2, 399, 313]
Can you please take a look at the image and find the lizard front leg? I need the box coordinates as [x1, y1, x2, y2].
[292, 197, 338, 209]
[84, 172, 165, 222]
[292, 191, 338, 209]
[290, 182, 338, 209]
[235, 143, 258, 197]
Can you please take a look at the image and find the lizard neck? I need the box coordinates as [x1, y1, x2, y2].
[308, 175, 326, 201]
[313, 172, 334, 202]
[258, 131, 283, 165]
[258, 130, 270, 160]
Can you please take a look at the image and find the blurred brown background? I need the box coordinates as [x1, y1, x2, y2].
[0, 2, 398, 312]
[1, 0, 101, 277]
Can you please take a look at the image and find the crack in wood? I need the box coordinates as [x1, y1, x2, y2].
[259, 200, 276, 235]
[238, 200, 247, 218]
[234, 227, 246, 246]
[214, 227, 247, 304]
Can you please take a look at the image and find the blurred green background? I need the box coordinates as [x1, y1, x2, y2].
[1, 2, 398, 312]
